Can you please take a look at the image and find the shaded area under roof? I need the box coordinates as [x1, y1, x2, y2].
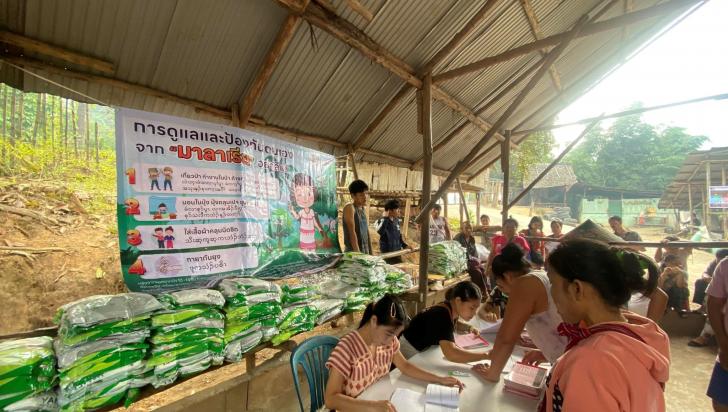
[0, 0, 705, 180]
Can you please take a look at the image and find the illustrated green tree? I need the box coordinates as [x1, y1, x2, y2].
[565, 104, 708, 192]
[270, 207, 294, 250]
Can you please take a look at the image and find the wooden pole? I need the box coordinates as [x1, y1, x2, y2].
[723, 166, 727, 239]
[0, 30, 115, 74]
[476, 192, 481, 223]
[403, 197, 412, 238]
[456, 178, 469, 222]
[706, 161, 711, 231]
[443, 191, 449, 219]
[238, 14, 300, 127]
[348, 152, 359, 180]
[432, 0, 700, 83]
[508, 120, 599, 209]
[418, 73, 433, 310]
[501, 131, 511, 224]
[688, 183, 693, 215]
[518, 0, 562, 91]
[414, 15, 588, 224]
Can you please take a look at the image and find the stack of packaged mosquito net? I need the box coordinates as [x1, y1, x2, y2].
[217, 278, 282, 362]
[148, 289, 225, 387]
[0, 337, 57, 412]
[53, 293, 162, 411]
[336, 252, 389, 308]
[428, 241, 467, 277]
[383, 264, 413, 294]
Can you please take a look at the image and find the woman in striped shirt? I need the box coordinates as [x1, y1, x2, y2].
[325, 294, 463, 411]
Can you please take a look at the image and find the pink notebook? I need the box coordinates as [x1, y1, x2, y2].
[454, 333, 490, 350]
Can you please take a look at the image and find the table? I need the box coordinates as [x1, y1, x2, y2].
[359, 330, 542, 411]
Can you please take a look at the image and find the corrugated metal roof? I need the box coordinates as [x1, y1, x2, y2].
[0, 0, 704, 182]
[658, 147, 728, 209]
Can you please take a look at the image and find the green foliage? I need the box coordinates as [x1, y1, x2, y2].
[564, 105, 708, 192]
[512, 131, 556, 185]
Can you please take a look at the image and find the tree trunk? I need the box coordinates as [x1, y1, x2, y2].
[85, 103, 90, 163]
[40, 94, 47, 143]
[18, 92, 24, 142]
[32, 94, 41, 146]
[9, 89, 16, 168]
[95, 122, 99, 164]
[1, 85, 7, 163]
[72, 102, 78, 158]
[63, 98, 69, 157]
[77, 102, 87, 162]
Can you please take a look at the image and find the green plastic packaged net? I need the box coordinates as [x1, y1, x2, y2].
[218, 279, 281, 349]
[0, 337, 56, 411]
[428, 241, 467, 277]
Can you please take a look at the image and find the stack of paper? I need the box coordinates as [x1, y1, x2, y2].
[390, 384, 460, 412]
[503, 363, 548, 399]
[454, 333, 490, 350]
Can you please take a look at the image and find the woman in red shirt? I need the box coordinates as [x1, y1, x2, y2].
[325, 295, 463, 411]
[519, 216, 545, 265]
[486, 218, 530, 276]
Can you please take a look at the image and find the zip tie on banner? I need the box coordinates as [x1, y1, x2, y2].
[0, 59, 111, 107]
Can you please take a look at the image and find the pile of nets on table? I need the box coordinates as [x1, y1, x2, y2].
[336, 252, 389, 308]
[0, 337, 57, 412]
[383, 264, 413, 294]
[148, 289, 225, 387]
[53, 293, 162, 411]
[428, 241, 467, 277]
[270, 304, 319, 346]
[217, 278, 282, 361]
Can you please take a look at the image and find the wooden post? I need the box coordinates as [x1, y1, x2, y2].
[723, 166, 727, 239]
[348, 152, 359, 180]
[706, 161, 711, 231]
[456, 178, 469, 222]
[443, 193, 449, 218]
[459, 195, 464, 226]
[476, 193, 481, 223]
[501, 131, 512, 224]
[418, 73, 434, 311]
[688, 183, 693, 216]
[403, 197, 412, 238]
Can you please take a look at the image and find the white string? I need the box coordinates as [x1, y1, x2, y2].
[0, 59, 111, 107]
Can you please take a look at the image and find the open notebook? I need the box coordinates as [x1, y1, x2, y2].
[390, 384, 460, 412]
[454, 332, 490, 350]
[503, 363, 548, 399]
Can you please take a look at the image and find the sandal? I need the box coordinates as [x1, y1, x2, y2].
[688, 335, 714, 347]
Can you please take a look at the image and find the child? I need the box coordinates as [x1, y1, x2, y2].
[289, 173, 323, 252]
[164, 226, 175, 249]
[148, 168, 161, 191]
[153, 227, 165, 249]
[658, 254, 690, 311]
[375, 199, 407, 264]
[324, 295, 463, 411]
[162, 166, 173, 191]
[519, 216, 545, 264]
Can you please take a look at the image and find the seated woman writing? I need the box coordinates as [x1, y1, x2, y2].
[541, 240, 670, 411]
[324, 294, 463, 412]
[472, 244, 567, 382]
[399, 281, 489, 363]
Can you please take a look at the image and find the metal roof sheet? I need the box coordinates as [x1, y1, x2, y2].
[658, 146, 728, 209]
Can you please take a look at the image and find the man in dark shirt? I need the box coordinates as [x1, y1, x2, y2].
[454, 221, 488, 295]
[608, 215, 645, 251]
[376, 199, 408, 264]
[454, 221, 478, 259]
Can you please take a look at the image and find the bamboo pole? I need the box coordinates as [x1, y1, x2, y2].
[706, 161, 711, 231]
[521, 236, 728, 248]
[414, 15, 588, 225]
[433, 0, 700, 83]
[402, 197, 411, 238]
[418, 73, 433, 310]
[456, 178, 469, 223]
[508, 120, 599, 209]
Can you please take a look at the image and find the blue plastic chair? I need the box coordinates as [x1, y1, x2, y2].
[290, 335, 340, 412]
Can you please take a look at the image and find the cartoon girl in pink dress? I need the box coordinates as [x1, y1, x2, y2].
[289, 173, 323, 252]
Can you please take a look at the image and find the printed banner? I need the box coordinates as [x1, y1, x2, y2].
[116, 108, 340, 294]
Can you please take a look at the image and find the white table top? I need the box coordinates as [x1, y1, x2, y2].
[359, 328, 542, 412]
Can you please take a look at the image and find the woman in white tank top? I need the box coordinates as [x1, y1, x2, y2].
[473, 243, 566, 382]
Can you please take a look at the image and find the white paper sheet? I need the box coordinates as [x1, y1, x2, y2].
[479, 319, 503, 333]
[391, 388, 425, 411]
[425, 384, 459, 408]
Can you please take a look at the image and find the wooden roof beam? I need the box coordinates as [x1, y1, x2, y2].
[273, 0, 511, 150]
[433, 0, 700, 83]
[345, 0, 373, 22]
[237, 14, 300, 127]
[518, 0, 562, 91]
[0, 30, 115, 75]
[414, 14, 589, 224]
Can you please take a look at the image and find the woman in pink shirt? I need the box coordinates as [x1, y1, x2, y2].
[542, 239, 670, 412]
[486, 218, 530, 275]
[324, 295, 463, 411]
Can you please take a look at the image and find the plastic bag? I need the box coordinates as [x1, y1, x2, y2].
[54, 293, 162, 329]
[223, 330, 263, 362]
[218, 278, 281, 297]
[157, 289, 225, 309]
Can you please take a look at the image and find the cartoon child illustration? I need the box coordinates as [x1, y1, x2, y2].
[124, 198, 141, 215]
[288, 173, 323, 252]
[164, 226, 175, 249]
[158, 203, 168, 215]
[149, 168, 161, 191]
[153, 227, 165, 248]
[163, 167, 173, 191]
[126, 229, 142, 246]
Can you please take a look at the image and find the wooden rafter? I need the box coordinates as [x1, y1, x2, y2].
[273, 0, 511, 150]
[518, 0, 562, 91]
[237, 14, 300, 127]
[414, 15, 589, 223]
[350, 0, 503, 153]
[0, 30, 115, 74]
[433, 0, 699, 83]
[1, 55, 430, 171]
[345, 0, 373, 22]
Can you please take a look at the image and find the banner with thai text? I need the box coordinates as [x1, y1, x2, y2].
[116, 108, 340, 294]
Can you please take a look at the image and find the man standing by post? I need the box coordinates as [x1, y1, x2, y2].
[608, 215, 645, 251]
[376, 199, 408, 264]
[343, 179, 372, 254]
[707, 256, 728, 411]
[429, 204, 451, 244]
